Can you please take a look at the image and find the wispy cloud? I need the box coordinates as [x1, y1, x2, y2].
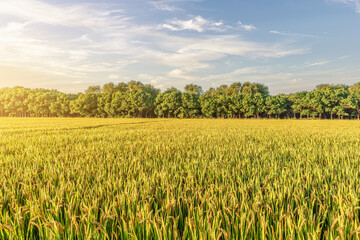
[158, 16, 226, 32]
[0, 0, 308, 92]
[0, 0, 143, 80]
[150, 1, 181, 11]
[0, 0, 126, 28]
[172, 35, 307, 59]
[306, 60, 330, 67]
[294, 56, 350, 69]
[333, 0, 360, 13]
[238, 21, 257, 31]
[169, 69, 196, 80]
[269, 30, 316, 38]
[135, 64, 360, 95]
[108, 74, 120, 80]
[270, 30, 293, 36]
[138, 74, 169, 90]
[149, 0, 202, 12]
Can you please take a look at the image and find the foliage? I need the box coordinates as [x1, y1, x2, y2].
[1, 81, 360, 119]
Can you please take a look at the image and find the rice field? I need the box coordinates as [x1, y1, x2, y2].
[1, 118, 360, 239]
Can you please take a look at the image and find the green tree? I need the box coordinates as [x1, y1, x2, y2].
[97, 93, 112, 117]
[289, 91, 307, 119]
[215, 95, 233, 118]
[308, 90, 325, 119]
[184, 84, 202, 95]
[199, 95, 217, 118]
[49, 92, 73, 117]
[348, 83, 360, 119]
[85, 85, 101, 94]
[241, 82, 269, 96]
[226, 82, 242, 97]
[265, 95, 289, 119]
[241, 93, 256, 118]
[1, 80, 359, 120]
[322, 88, 349, 119]
[70, 93, 99, 117]
[230, 94, 244, 118]
[4, 87, 29, 117]
[179, 93, 201, 118]
[0, 88, 8, 117]
[300, 92, 313, 119]
[26, 90, 58, 117]
[110, 91, 128, 117]
[102, 83, 118, 94]
[253, 93, 266, 118]
[155, 90, 182, 118]
[116, 82, 129, 92]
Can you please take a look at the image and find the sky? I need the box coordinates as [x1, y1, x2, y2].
[0, 0, 359, 94]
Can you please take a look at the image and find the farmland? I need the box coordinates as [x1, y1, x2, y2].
[1, 118, 360, 239]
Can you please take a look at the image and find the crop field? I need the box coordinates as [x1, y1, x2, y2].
[1, 118, 360, 239]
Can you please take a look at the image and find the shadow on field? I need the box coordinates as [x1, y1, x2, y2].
[2, 120, 170, 135]
[59, 120, 172, 131]
[71, 122, 149, 130]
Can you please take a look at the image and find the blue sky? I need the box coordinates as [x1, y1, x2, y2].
[0, 0, 359, 94]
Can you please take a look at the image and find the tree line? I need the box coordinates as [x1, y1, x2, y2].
[1, 81, 360, 119]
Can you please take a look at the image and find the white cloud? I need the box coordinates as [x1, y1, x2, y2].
[289, 78, 302, 84]
[138, 74, 170, 90]
[168, 69, 195, 80]
[133, 33, 307, 75]
[0, 0, 126, 28]
[306, 60, 330, 67]
[0, 0, 137, 79]
[150, 1, 181, 11]
[207, 68, 260, 80]
[333, 0, 360, 13]
[238, 21, 256, 31]
[174, 35, 307, 59]
[150, 0, 202, 12]
[0, 0, 307, 92]
[270, 30, 291, 36]
[293, 56, 349, 70]
[269, 30, 316, 38]
[159, 16, 226, 32]
[108, 74, 120, 80]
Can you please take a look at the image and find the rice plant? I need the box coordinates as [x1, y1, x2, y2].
[1, 118, 360, 239]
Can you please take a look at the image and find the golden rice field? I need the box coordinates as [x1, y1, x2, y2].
[1, 118, 360, 239]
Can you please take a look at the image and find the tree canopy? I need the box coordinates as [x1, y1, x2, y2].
[1, 81, 360, 119]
